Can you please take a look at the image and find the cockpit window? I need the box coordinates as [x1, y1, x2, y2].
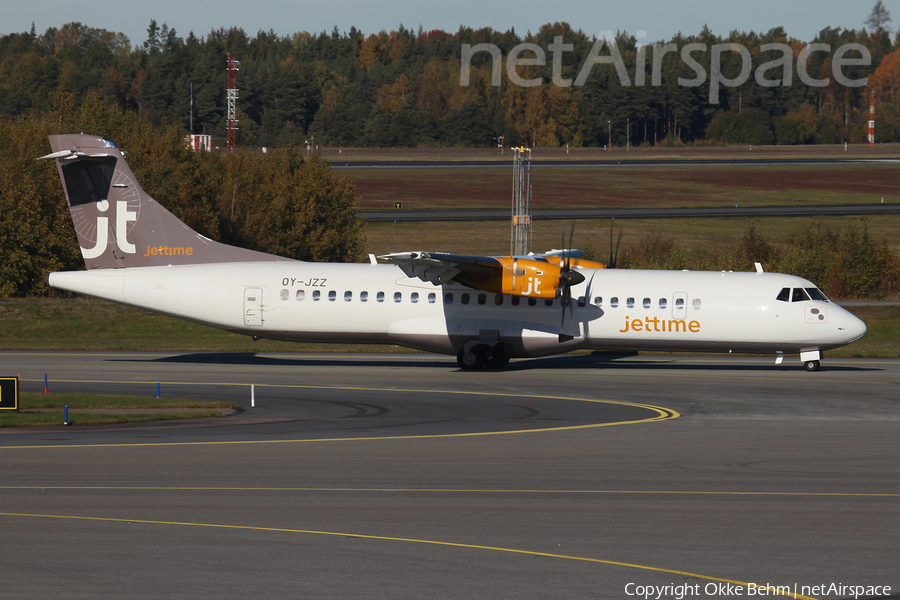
[805, 287, 829, 302]
[791, 288, 811, 302]
[776, 287, 790, 302]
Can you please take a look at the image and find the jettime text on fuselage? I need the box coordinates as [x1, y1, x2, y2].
[620, 316, 701, 333]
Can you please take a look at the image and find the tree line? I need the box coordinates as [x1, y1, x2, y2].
[583, 221, 900, 300]
[1, 17, 899, 149]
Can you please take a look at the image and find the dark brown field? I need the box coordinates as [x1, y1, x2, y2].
[332, 142, 899, 211]
[351, 165, 898, 210]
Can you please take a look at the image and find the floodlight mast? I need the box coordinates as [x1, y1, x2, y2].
[511, 146, 532, 256]
[226, 53, 240, 153]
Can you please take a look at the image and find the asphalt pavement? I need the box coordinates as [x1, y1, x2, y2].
[1, 351, 898, 599]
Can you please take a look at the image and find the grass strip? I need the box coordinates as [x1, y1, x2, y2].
[1, 411, 226, 427]
[19, 392, 237, 410]
[0, 393, 238, 428]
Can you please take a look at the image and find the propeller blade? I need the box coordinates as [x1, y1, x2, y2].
[612, 229, 623, 269]
[608, 218, 615, 268]
[558, 223, 580, 341]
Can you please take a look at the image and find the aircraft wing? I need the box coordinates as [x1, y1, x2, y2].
[377, 252, 494, 286]
[378, 250, 603, 297]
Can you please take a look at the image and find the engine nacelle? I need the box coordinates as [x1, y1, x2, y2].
[543, 256, 607, 271]
[497, 258, 562, 298]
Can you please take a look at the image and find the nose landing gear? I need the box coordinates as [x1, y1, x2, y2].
[801, 350, 822, 372]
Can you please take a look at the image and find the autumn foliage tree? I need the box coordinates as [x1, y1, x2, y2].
[3, 19, 897, 149]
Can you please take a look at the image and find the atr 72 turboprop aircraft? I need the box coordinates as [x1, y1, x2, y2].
[42, 134, 866, 371]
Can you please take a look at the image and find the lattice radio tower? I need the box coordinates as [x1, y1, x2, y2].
[226, 53, 240, 152]
[510, 146, 532, 256]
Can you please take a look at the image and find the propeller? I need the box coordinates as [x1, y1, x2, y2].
[608, 217, 622, 269]
[558, 224, 585, 342]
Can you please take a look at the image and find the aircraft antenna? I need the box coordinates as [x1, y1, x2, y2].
[511, 146, 532, 256]
[226, 53, 240, 153]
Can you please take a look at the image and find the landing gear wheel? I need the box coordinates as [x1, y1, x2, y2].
[457, 346, 486, 370]
[485, 353, 510, 369]
[804, 360, 821, 372]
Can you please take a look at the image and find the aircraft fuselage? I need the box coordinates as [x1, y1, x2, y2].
[48, 262, 867, 360]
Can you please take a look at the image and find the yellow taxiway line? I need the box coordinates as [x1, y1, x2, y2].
[0, 511, 817, 599]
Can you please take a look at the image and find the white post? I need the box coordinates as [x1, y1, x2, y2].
[251, 384, 255, 408]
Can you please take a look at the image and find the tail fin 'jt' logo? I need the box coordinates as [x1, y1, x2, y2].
[81, 199, 137, 258]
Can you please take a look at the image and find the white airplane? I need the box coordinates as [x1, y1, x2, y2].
[42, 134, 866, 372]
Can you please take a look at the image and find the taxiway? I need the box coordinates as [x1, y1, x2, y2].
[1, 351, 898, 599]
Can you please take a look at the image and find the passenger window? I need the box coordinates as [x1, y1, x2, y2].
[328, 291, 336, 301]
[545, 299, 554, 307]
[376, 292, 385, 303]
[296, 290, 305, 301]
[527, 297, 537, 306]
[642, 297, 650, 309]
[791, 288, 810, 302]
[428, 293, 436, 304]
[627, 297, 635, 308]
[477, 294, 486, 305]
[360, 291, 368, 302]
[692, 298, 702, 310]
[394, 292, 402, 303]
[805, 288, 828, 302]
[494, 294, 503, 305]
[281, 289, 289, 301]
[577, 296, 586, 308]
[659, 298, 667, 309]
[594, 297, 602, 306]
[344, 291, 352, 302]
[511, 296, 520, 306]
[675, 298, 684, 309]
[610, 297, 619, 308]
[313, 290, 321, 301]
[776, 287, 790, 302]
[461, 293, 470, 305]
[411, 292, 419, 303]
[444, 293, 453, 304]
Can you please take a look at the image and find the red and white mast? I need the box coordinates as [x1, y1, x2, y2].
[226, 53, 240, 153]
[868, 91, 875, 150]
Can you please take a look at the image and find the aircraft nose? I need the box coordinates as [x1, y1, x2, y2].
[841, 310, 867, 343]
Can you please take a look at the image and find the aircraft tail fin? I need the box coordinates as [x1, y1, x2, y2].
[41, 134, 290, 269]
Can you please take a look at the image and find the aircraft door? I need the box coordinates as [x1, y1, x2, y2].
[244, 288, 263, 326]
[672, 292, 688, 320]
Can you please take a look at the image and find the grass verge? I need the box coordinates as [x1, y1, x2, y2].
[1, 392, 239, 428]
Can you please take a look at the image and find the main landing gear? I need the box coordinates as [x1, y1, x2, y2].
[457, 344, 509, 370]
[804, 360, 821, 372]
